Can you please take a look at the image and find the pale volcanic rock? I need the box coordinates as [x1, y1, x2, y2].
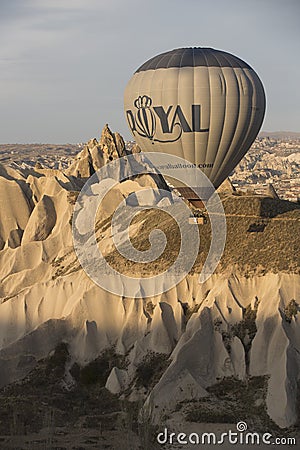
[0, 232, 299, 430]
[105, 367, 129, 394]
[144, 273, 300, 428]
[66, 125, 125, 177]
[66, 145, 95, 178]
[99, 124, 126, 162]
[27, 174, 67, 203]
[114, 131, 126, 154]
[0, 162, 27, 182]
[217, 177, 236, 194]
[131, 143, 142, 154]
[7, 228, 23, 249]
[89, 142, 105, 170]
[22, 195, 56, 243]
[266, 183, 279, 199]
[0, 127, 299, 431]
[230, 336, 246, 379]
[34, 167, 72, 182]
[0, 177, 32, 249]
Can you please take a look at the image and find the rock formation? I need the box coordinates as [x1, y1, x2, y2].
[0, 126, 299, 436]
[217, 177, 236, 194]
[266, 183, 279, 199]
[66, 124, 125, 178]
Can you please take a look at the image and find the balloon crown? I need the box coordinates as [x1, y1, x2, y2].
[134, 95, 152, 109]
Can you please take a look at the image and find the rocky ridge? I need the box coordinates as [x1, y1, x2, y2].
[0, 125, 299, 447]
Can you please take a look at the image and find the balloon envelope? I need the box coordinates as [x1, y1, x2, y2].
[124, 47, 266, 191]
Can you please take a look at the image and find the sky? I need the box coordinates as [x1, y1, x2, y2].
[0, 0, 299, 143]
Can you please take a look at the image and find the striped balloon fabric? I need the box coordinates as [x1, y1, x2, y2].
[124, 47, 266, 190]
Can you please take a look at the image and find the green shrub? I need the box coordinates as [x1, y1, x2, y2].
[45, 342, 69, 378]
[80, 359, 109, 385]
[136, 352, 169, 389]
[145, 301, 156, 315]
[77, 348, 128, 386]
[184, 376, 278, 432]
[283, 299, 299, 323]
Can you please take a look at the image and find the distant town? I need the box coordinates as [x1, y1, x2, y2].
[0, 134, 299, 202]
[230, 136, 300, 202]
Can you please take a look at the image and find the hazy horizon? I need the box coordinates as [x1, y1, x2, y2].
[1, 130, 300, 145]
[1, 0, 299, 143]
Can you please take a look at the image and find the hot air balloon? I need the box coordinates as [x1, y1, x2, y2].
[124, 47, 266, 210]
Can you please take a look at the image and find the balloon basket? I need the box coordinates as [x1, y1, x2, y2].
[189, 216, 205, 225]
